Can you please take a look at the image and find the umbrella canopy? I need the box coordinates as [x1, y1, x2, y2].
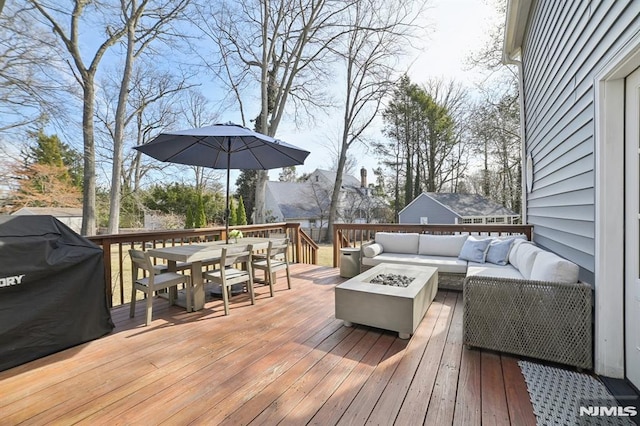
[133, 123, 310, 241]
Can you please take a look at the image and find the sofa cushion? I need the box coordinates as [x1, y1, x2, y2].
[530, 251, 580, 284]
[362, 243, 383, 258]
[361, 253, 467, 273]
[418, 234, 468, 257]
[466, 262, 524, 280]
[515, 243, 545, 279]
[508, 239, 531, 269]
[485, 238, 515, 265]
[374, 232, 419, 254]
[458, 236, 491, 263]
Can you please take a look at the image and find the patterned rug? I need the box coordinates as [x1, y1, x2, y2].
[518, 360, 636, 425]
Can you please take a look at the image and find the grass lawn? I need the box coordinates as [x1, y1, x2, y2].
[317, 244, 334, 267]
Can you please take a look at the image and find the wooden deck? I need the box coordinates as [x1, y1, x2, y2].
[0, 264, 536, 425]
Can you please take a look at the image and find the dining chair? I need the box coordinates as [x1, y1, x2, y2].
[129, 249, 192, 326]
[203, 244, 254, 315]
[252, 238, 291, 297]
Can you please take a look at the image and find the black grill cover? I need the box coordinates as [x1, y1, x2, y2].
[0, 215, 114, 371]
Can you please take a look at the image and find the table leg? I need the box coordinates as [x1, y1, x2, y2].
[167, 261, 178, 305]
[191, 261, 205, 311]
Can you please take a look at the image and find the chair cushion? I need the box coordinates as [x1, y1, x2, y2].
[530, 251, 580, 283]
[361, 253, 467, 273]
[466, 262, 524, 280]
[374, 232, 419, 254]
[362, 243, 384, 258]
[418, 234, 468, 257]
[515, 243, 545, 279]
[485, 238, 515, 265]
[458, 236, 491, 263]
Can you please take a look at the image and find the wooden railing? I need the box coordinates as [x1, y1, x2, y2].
[88, 222, 317, 308]
[332, 223, 534, 267]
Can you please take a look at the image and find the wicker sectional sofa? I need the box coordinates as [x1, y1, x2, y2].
[360, 232, 593, 369]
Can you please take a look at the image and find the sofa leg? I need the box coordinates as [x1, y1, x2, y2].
[399, 332, 411, 339]
[343, 320, 353, 327]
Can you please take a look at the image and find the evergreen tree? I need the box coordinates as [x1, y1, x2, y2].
[237, 196, 248, 225]
[185, 205, 194, 228]
[228, 198, 237, 226]
[194, 194, 207, 228]
[235, 170, 257, 223]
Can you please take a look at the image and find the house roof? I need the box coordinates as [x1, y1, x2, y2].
[266, 181, 326, 219]
[402, 192, 517, 218]
[312, 169, 362, 189]
[503, 0, 533, 60]
[11, 207, 83, 217]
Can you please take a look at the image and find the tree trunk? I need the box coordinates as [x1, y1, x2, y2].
[107, 5, 137, 234]
[81, 79, 97, 236]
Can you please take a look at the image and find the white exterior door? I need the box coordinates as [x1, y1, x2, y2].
[625, 67, 640, 389]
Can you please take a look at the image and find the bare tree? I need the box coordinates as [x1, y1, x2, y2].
[421, 78, 470, 192]
[193, 0, 353, 224]
[326, 0, 422, 242]
[178, 89, 222, 193]
[0, 4, 70, 133]
[95, 64, 196, 199]
[105, 0, 191, 234]
[25, 0, 130, 235]
[466, 0, 521, 213]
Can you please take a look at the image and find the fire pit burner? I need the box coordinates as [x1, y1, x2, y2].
[369, 273, 412, 287]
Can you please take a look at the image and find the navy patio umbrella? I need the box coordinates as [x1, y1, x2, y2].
[134, 123, 310, 242]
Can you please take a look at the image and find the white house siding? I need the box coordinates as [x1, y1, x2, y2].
[521, 0, 640, 284]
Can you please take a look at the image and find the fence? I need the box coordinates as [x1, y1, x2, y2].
[88, 222, 318, 307]
[332, 223, 534, 267]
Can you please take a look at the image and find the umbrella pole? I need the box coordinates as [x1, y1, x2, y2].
[225, 142, 231, 244]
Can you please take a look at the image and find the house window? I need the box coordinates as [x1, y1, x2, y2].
[420, 217, 429, 224]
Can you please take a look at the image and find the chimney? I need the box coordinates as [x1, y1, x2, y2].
[360, 167, 367, 188]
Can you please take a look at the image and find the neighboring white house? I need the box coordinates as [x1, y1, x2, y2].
[399, 192, 519, 225]
[264, 168, 387, 240]
[11, 207, 83, 234]
[504, 0, 640, 386]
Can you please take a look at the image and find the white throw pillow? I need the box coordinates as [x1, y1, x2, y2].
[515, 243, 544, 279]
[362, 243, 383, 258]
[530, 251, 580, 283]
[374, 232, 420, 254]
[458, 236, 491, 263]
[418, 234, 468, 257]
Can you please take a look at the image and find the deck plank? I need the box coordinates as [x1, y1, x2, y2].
[452, 346, 482, 426]
[0, 264, 539, 425]
[393, 291, 458, 425]
[307, 332, 396, 425]
[481, 351, 511, 425]
[502, 355, 537, 426]
[423, 292, 465, 426]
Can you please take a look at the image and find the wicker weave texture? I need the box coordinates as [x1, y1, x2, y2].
[438, 273, 465, 291]
[463, 276, 592, 369]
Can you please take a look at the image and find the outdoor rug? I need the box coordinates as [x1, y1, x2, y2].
[518, 360, 636, 425]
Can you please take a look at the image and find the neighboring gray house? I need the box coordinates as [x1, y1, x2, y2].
[264, 168, 386, 240]
[504, 0, 640, 384]
[399, 192, 519, 225]
[11, 207, 83, 233]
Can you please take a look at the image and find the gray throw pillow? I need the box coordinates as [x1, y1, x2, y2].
[485, 238, 515, 265]
[458, 236, 491, 263]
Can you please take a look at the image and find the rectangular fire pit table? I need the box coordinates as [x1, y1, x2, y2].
[335, 263, 438, 339]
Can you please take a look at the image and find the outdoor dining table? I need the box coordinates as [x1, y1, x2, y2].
[147, 237, 272, 311]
